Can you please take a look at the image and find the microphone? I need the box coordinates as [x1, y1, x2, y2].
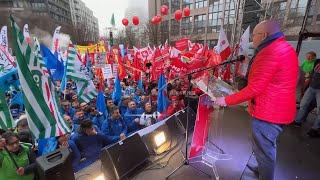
[219, 55, 246, 65]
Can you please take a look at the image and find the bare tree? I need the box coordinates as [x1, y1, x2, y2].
[143, 21, 160, 47]
[125, 25, 139, 48]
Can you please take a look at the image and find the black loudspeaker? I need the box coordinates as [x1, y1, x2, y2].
[174, 107, 197, 134]
[36, 147, 74, 180]
[100, 133, 150, 180]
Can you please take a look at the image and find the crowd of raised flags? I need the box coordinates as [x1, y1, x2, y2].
[0, 16, 250, 173]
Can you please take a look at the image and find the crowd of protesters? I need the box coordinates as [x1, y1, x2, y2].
[0, 70, 204, 179]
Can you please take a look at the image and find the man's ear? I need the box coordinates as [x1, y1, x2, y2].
[262, 33, 269, 40]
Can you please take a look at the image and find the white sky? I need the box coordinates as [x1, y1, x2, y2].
[81, 0, 129, 36]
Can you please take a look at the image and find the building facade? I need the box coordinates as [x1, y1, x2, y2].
[69, 0, 99, 42]
[0, 0, 73, 27]
[148, 0, 238, 49]
[148, 0, 320, 48]
[0, 0, 99, 42]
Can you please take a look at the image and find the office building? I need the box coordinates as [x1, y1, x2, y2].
[148, 0, 320, 48]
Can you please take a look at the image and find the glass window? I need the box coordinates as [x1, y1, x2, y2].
[208, 40, 217, 49]
[195, 0, 208, 9]
[171, 0, 181, 13]
[170, 19, 180, 36]
[194, 14, 206, 34]
[183, 0, 193, 10]
[181, 17, 193, 35]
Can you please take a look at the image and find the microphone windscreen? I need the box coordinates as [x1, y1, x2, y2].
[238, 55, 245, 61]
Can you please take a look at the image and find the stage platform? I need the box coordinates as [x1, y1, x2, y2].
[75, 106, 320, 180]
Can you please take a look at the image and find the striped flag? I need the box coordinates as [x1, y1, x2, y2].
[0, 45, 15, 74]
[11, 16, 70, 139]
[66, 44, 97, 103]
[0, 87, 14, 131]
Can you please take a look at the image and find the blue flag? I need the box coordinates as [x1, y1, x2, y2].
[60, 59, 68, 92]
[9, 91, 23, 110]
[52, 58, 64, 81]
[112, 74, 122, 106]
[0, 68, 20, 94]
[157, 74, 169, 113]
[138, 75, 144, 93]
[41, 44, 58, 75]
[96, 91, 107, 114]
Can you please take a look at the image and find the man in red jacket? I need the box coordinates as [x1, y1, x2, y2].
[213, 20, 298, 180]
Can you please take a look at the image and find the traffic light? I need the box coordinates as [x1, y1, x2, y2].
[109, 31, 113, 47]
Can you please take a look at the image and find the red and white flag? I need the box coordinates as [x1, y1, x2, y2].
[216, 27, 231, 61]
[51, 26, 61, 53]
[23, 24, 30, 45]
[239, 26, 250, 56]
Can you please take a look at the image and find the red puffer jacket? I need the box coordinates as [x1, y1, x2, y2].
[225, 37, 298, 124]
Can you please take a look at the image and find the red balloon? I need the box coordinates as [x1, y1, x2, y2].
[160, 5, 168, 15]
[132, 16, 139, 26]
[174, 10, 182, 21]
[122, 18, 129, 26]
[156, 15, 162, 23]
[152, 16, 157, 24]
[183, 7, 190, 16]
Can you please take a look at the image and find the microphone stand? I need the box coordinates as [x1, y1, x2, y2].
[166, 59, 240, 179]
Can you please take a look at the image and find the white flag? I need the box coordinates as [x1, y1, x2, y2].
[239, 26, 250, 56]
[23, 24, 30, 45]
[51, 26, 61, 53]
[0, 26, 8, 52]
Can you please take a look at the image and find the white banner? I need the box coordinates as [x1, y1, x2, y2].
[23, 24, 30, 45]
[0, 26, 8, 52]
[239, 26, 250, 56]
[51, 26, 61, 53]
[112, 63, 118, 77]
[102, 64, 113, 79]
[95, 52, 106, 68]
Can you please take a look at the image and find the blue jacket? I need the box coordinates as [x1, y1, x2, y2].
[101, 117, 127, 144]
[72, 116, 84, 125]
[92, 113, 106, 129]
[61, 106, 76, 118]
[124, 108, 144, 133]
[70, 131, 109, 163]
[118, 102, 128, 118]
[133, 94, 141, 106]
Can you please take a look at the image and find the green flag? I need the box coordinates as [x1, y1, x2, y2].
[66, 44, 98, 103]
[111, 13, 115, 27]
[10, 16, 70, 139]
[0, 87, 14, 131]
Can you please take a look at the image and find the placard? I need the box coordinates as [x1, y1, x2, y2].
[95, 52, 106, 68]
[112, 63, 118, 77]
[102, 64, 113, 79]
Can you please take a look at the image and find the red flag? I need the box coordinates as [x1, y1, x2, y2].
[175, 38, 189, 51]
[113, 49, 127, 80]
[189, 95, 212, 158]
[222, 64, 231, 81]
[133, 53, 142, 81]
[216, 28, 231, 61]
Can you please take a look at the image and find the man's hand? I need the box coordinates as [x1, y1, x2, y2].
[16, 167, 24, 176]
[59, 141, 69, 148]
[305, 73, 311, 78]
[211, 97, 227, 107]
[120, 133, 126, 140]
[134, 118, 140, 123]
[0, 138, 5, 150]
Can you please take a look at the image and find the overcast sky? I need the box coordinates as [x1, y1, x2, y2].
[81, 0, 129, 36]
